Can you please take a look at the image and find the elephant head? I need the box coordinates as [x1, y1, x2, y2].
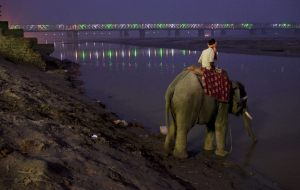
[230, 82, 257, 142]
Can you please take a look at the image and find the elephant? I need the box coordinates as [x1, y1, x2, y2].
[163, 70, 257, 158]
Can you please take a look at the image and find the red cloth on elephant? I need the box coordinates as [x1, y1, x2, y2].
[201, 68, 231, 102]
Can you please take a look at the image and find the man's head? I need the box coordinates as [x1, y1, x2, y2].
[207, 38, 217, 48]
[208, 38, 216, 45]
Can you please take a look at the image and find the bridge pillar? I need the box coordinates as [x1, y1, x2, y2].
[262, 29, 268, 35]
[119, 30, 123, 38]
[175, 30, 180, 37]
[73, 31, 78, 41]
[250, 29, 256, 35]
[124, 30, 129, 38]
[285, 30, 291, 35]
[139, 29, 146, 38]
[67, 31, 72, 41]
[167, 30, 171, 37]
[198, 29, 204, 37]
[295, 29, 300, 35]
[221, 29, 226, 36]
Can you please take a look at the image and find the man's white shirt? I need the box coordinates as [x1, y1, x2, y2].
[198, 47, 215, 69]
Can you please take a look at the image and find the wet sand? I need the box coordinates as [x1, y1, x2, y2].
[0, 38, 284, 189]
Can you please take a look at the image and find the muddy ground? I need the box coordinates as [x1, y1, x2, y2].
[0, 46, 282, 189]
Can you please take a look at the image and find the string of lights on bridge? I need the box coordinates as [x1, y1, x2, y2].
[9, 23, 300, 31]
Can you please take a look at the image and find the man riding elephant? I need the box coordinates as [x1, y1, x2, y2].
[198, 38, 218, 71]
[199, 38, 227, 77]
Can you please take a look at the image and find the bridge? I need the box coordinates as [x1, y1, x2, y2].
[9, 23, 300, 38]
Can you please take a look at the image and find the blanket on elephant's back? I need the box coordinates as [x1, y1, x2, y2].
[184, 65, 231, 102]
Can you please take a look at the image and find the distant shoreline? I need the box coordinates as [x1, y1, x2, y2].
[70, 35, 300, 58]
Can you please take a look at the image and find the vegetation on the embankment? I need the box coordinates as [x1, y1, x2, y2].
[0, 21, 54, 71]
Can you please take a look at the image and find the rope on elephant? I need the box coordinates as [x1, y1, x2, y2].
[229, 125, 233, 153]
[183, 65, 203, 76]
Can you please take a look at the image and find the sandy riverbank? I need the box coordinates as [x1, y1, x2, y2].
[81, 35, 300, 58]
[0, 48, 281, 189]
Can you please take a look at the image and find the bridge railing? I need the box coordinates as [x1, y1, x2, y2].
[8, 23, 300, 31]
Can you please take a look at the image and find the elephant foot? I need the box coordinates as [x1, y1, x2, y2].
[173, 150, 188, 159]
[202, 149, 214, 158]
[215, 149, 229, 157]
[164, 143, 174, 151]
[203, 145, 214, 151]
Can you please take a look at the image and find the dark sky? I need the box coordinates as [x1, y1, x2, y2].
[1, 0, 300, 25]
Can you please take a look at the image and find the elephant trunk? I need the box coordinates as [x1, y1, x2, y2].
[242, 107, 257, 142]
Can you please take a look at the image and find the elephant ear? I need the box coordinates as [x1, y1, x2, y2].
[230, 81, 248, 115]
[230, 86, 243, 115]
[231, 81, 238, 89]
[233, 88, 241, 103]
[232, 81, 247, 97]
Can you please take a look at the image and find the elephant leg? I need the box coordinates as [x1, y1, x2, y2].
[214, 102, 230, 157]
[173, 124, 189, 159]
[164, 121, 176, 151]
[215, 129, 228, 156]
[203, 121, 215, 151]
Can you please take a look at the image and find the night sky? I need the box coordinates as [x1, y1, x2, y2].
[1, 0, 300, 24]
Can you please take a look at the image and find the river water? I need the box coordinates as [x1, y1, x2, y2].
[45, 38, 300, 189]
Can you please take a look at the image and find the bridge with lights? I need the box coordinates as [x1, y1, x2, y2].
[9, 23, 300, 38]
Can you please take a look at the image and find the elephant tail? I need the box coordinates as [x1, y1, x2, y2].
[165, 92, 177, 134]
[165, 88, 173, 131]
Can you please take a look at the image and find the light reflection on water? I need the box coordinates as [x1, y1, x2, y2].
[51, 41, 300, 190]
[56, 42, 195, 74]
